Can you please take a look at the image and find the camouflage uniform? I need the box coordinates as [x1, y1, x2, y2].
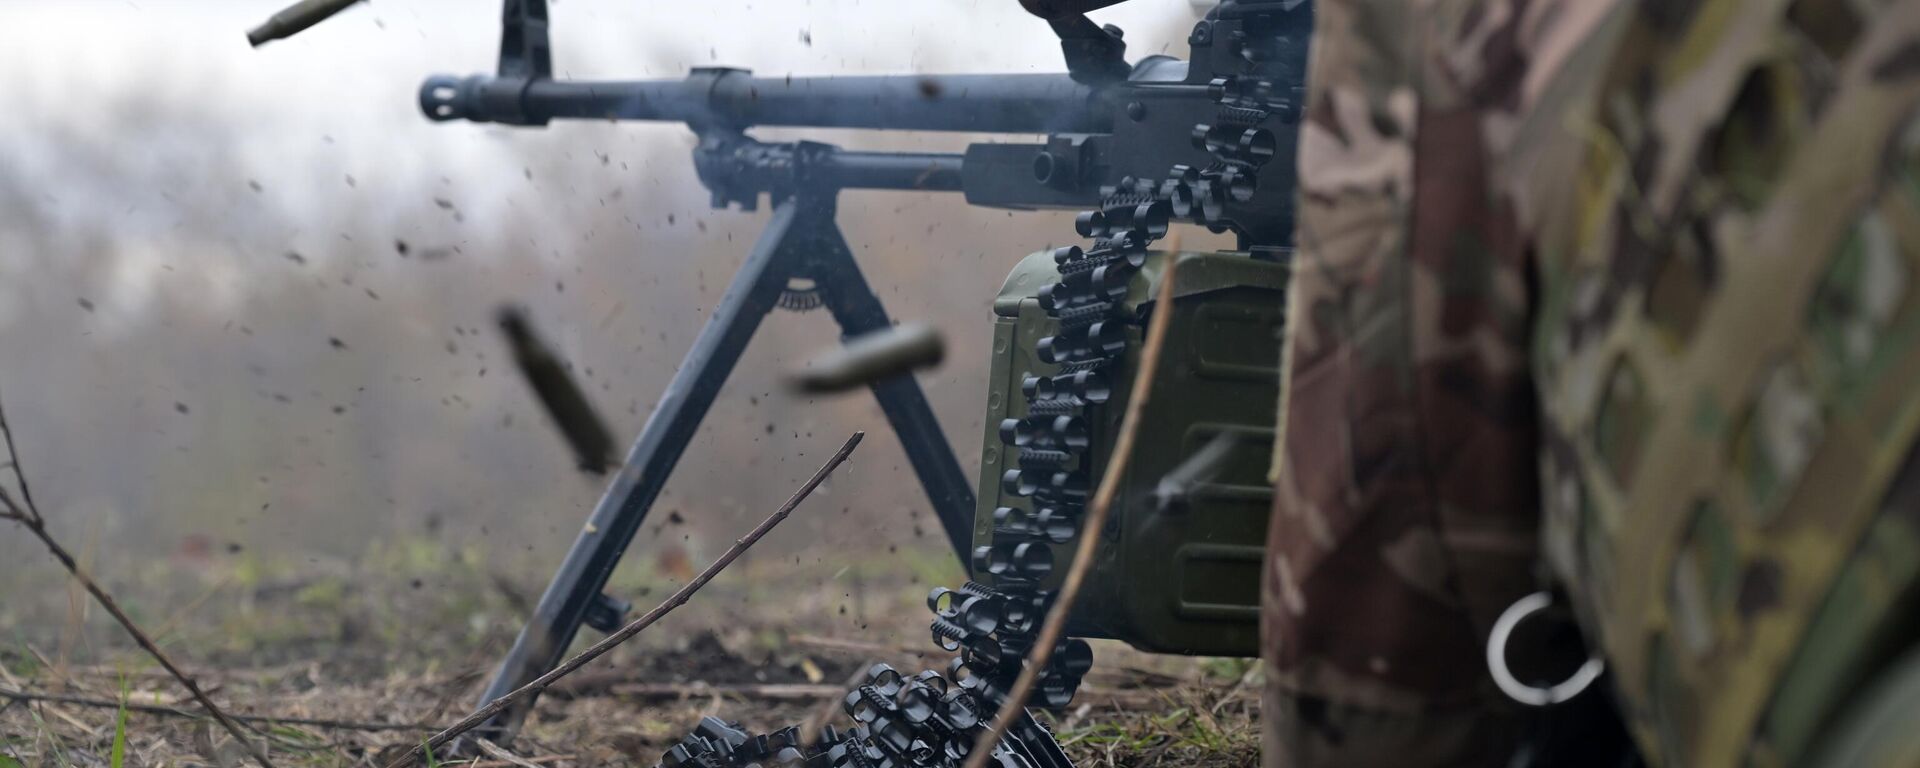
[1266, 0, 1920, 765]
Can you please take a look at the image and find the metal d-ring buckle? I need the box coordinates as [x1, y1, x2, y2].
[1486, 591, 1606, 706]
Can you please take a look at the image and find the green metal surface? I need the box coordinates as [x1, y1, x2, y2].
[975, 248, 1287, 657]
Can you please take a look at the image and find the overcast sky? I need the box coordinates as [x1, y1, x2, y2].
[0, 0, 1209, 324]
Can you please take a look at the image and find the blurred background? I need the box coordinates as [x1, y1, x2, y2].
[0, 0, 1217, 661]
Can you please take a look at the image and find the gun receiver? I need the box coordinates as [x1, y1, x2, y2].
[422, 60, 1297, 243]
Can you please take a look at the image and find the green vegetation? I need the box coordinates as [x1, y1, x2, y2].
[109, 678, 128, 768]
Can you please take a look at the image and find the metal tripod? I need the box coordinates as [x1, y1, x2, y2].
[429, 0, 1109, 744]
[469, 154, 979, 740]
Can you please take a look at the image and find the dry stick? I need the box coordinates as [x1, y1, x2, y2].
[473, 738, 546, 768]
[606, 682, 842, 700]
[783, 633, 933, 659]
[585, 679, 1157, 708]
[6, 519, 277, 765]
[961, 257, 1182, 768]
[466, 754, 573, 768]
[0, 688, 432, 732]
[0, 402, 43, 525]
[387, 431, 866, 768]
[475, 758, 571, 768]
[797, 666, 869, 750]
[0, 400, 277, 768]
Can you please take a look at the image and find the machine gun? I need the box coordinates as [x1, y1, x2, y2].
[411, 1, 1312, 763]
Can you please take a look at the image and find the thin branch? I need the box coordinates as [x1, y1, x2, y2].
[466, 755, 572, 768]
[0, 400, 43, 524]
[0, 397, 277, 767]
[0, 485, 27, 522]
[782, 634, 933, 659]
[387, 431, 866, 768]
[797, 667, 869, 750]
[0, 688, 433, 732]
[553, 679, 842, 701]
[474, 739, 545, 768]
[962, 257, 1182, 768]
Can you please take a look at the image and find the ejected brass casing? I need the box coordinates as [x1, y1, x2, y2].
[497, 306, 617, 475]
[1018, 0, 1133, 18]
[247, 0, 363, 47]
[790, 323, 946, 394]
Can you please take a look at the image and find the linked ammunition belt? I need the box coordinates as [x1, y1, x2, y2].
[654, 73, 1285, 768]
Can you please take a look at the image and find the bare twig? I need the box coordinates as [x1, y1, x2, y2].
[387, 431, 865, 768]
[0, 688, 432, 732]
[797, 666, 869, 750]
[962, 258, 1182, 768]
[782, 633, 934, 659]
[1209, 663, 1260, 716]
[604, 682, 841, 700]
[466, 755, 572, 768]
[782, 636, 934, 749]
[474, 739, 545, 768]
[0, 483, 27, 522]
[0, 397, 277, 768]
[0, 401, 43, 524]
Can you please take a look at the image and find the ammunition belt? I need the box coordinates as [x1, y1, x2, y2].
[653, 69, 1285, 768]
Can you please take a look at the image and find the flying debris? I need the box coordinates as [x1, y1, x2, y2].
[787, 323, 945, 394]
[246, 0, 365, 48]
[1151, 431, 1240, 513]
[497, 306, 617, 475]
[1018, 0, 1135, 17]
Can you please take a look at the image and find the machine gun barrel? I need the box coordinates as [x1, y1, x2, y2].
[421, 70, 1107, 134]
[815, 151, 963, 191]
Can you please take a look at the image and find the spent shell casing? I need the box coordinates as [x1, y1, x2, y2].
[247, 0, 364, 47]
[1152, 431, 1240, 513]
[790, 323, 946, 394]
[1019, 0, 1133, 18]
[497, 306, 617, 475]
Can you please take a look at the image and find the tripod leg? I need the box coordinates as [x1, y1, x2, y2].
[809, 226, 977, 564]
[470, 200, 806, 742]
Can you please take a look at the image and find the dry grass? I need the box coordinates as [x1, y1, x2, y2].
[0, 540, 1257, 767]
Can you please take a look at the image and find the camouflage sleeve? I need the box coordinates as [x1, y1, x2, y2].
[1269, 0, 1920, 765]
[1263, 1, 1621, 765]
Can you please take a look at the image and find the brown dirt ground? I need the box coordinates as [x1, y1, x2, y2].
[0, 542, 1260, 767]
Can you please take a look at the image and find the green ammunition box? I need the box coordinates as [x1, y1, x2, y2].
[974, 249, 1287, 657]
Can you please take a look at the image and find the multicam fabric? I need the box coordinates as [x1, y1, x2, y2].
[1266, 0, 1920, 765]
[1263, 1, 1607, 761]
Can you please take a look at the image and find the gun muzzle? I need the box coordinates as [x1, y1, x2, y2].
[247, 0, 364, 47]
